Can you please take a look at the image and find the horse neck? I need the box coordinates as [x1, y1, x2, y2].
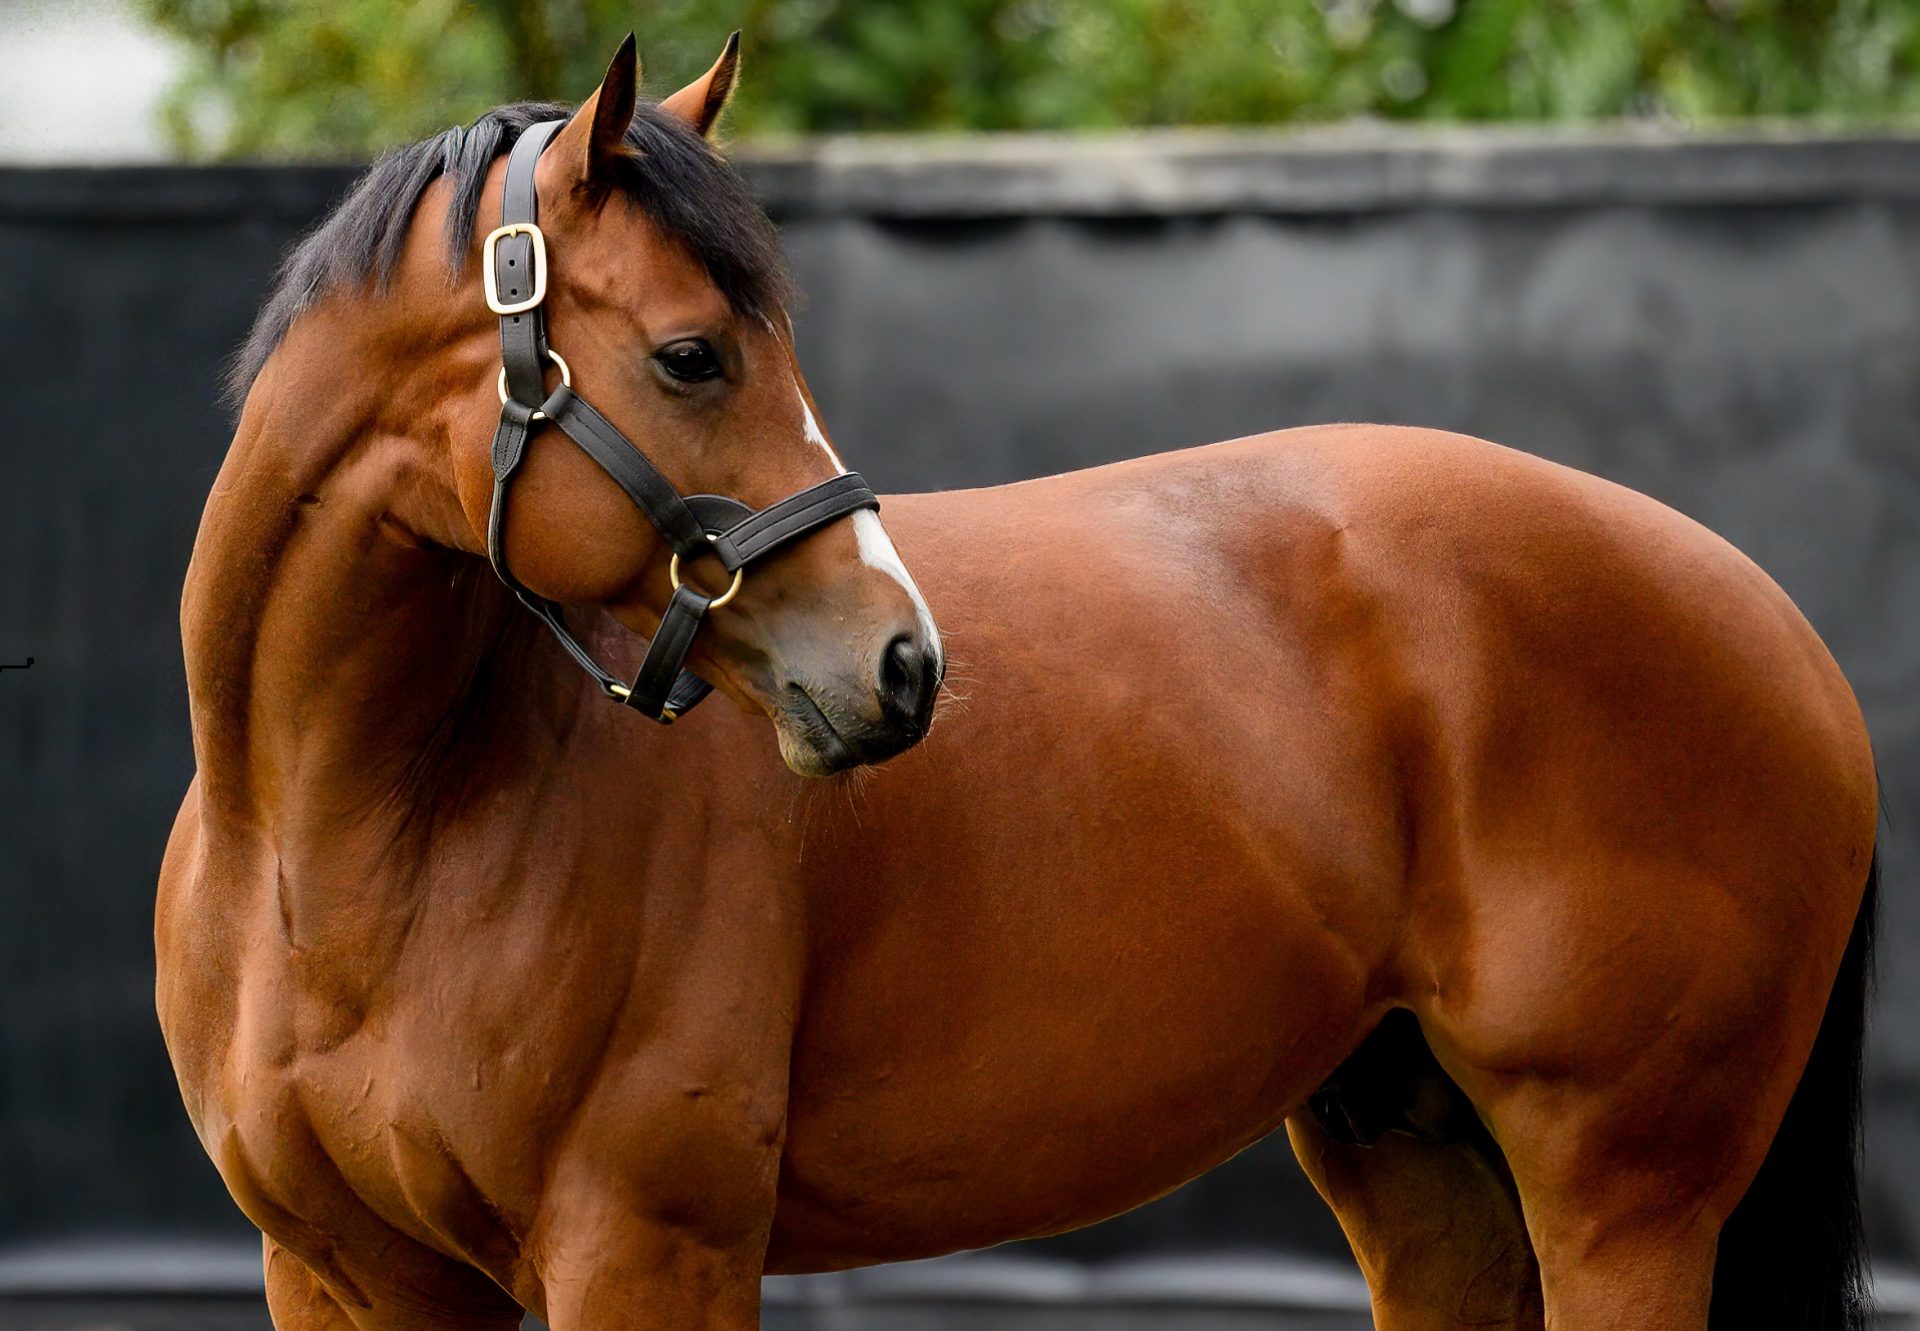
[183, 306, 575, 875]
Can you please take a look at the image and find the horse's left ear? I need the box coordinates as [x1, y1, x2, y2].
[552, 32, 641, 184]
[660, 32, 741, 138]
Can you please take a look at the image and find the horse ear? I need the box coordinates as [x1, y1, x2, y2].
[660, 32, 740, 138]
[553, 33, 641, 184]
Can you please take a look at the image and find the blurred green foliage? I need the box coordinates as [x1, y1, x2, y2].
[142, 0, 1920, 158]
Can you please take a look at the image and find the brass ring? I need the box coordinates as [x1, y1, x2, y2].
[670, 540, 745, 610]
[497, 349, 572, 418]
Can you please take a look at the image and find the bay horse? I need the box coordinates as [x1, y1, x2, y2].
[158, 34, 1881, 1331]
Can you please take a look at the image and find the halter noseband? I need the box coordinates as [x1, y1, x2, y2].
[483, 119, 877, 723]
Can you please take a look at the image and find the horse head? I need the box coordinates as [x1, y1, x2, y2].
[444, 37, 943, 773]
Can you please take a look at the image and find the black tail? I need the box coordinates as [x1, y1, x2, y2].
[1709, 845, 1878, 1331]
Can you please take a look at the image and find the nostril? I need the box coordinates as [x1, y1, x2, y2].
[880, 634, 918, 702]
[877, 633, 936, 725]
[840, 634, 940, 762]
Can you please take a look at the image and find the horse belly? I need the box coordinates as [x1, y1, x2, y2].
[766, 768, 1398, 1267]
[768, 913, 1369, 1270]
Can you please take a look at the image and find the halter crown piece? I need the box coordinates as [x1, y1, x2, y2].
[484, 120, 878, 722]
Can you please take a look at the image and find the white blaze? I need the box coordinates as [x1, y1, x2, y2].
[798, 388, 942, 665]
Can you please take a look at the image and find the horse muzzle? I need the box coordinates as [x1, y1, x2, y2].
[773, 629, 942, 776]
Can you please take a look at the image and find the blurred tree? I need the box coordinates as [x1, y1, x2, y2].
[141, 0, 1920, 158]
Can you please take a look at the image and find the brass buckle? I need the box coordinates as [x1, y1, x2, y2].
[670, 534, 745, 610]
[605, 680, 677, 722]
[496, 349, 570, 419]
[483, 222, 548, 316]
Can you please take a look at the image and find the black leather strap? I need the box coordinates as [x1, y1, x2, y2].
[662, 672, 714, 717]
[628, 583, 712, 718]
[480, 118, 881, 724]
[489, 402, 537, 506]
[718, 473, 878, 567]
[547, 389, 709, 557]
[496, 120, 562, 408]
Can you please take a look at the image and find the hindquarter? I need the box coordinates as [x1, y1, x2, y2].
[1330, 427, 1877, 1223]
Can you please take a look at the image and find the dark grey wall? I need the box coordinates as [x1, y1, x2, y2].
[1, 129, 1916, 1264]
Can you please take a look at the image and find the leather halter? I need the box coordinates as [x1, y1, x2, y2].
[484, 119, 878, 722]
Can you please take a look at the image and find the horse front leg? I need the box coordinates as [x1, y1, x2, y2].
[529, 1080, 787, 1331]
[538, 1233, 766, 1329]
[264, 1239, 361, 1331]
[533, 1193, 773, 1330]
[263, 1237, 523, 1331]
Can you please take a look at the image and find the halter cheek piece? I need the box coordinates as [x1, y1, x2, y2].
[484, 119, 877, 723]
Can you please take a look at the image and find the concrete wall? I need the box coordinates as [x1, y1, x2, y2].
[1, 127, 1916, 1266]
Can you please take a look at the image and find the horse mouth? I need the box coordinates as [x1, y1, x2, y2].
[777, 683, 859, 776]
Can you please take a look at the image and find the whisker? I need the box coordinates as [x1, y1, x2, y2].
[839, 769, 869, 829]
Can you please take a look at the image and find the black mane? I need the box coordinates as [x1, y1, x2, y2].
[227, 100, 791, 407]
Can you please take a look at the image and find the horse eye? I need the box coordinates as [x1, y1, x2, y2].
[656, 339, 723, 383]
